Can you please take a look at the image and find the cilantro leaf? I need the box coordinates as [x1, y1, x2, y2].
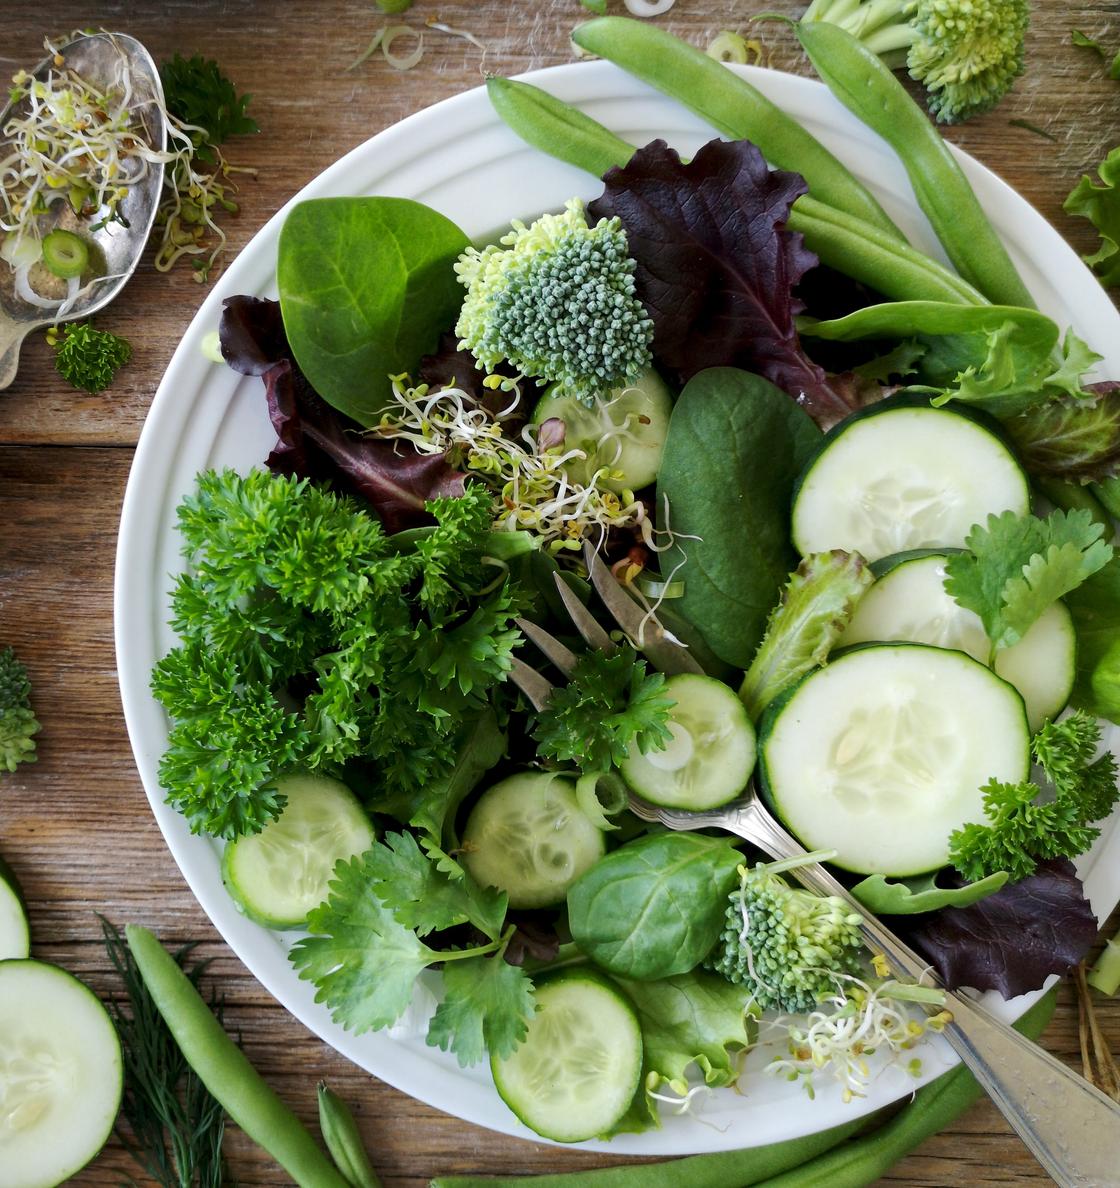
[532, 650, 674, 775]
[426, 954, 535, 1066]
[944, 509, 1112, 651]
[291, 855, 442, 1034]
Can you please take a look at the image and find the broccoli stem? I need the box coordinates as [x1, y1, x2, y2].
[1088, 933, 1120, 997]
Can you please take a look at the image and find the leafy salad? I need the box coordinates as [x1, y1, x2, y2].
[148, 18, 1120, 1146]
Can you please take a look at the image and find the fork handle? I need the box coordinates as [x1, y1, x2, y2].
[725, 800, 1120, 1188]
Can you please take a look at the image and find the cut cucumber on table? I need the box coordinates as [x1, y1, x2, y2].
[461, 772, 606, 908]
[0, 853, 30, 960]
[840, 551, 1076, 730]
[759, 643, 1031, 877]
[0, 959, 123, 1188]
[531, 367, 673, 492]
[222, 772, 376, 930]
[620, 672, 756, 810]
[490, 968, 642, 1143]
[791, 401, 1030, 562]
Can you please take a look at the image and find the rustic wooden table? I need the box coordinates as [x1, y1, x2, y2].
[2, 1, 1119, 1184]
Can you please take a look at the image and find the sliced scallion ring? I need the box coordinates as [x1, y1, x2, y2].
[623, 0, 676, 15]
[576, 771, 628, 832]
[707, 31, 751, 64]
[636, 577, 685, 600]
[382, 25, 424, 71]
[41, 229, 90, 279]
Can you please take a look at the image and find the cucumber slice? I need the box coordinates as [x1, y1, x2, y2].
[0, 854, 30, 960]
[222, 773, 375, 929]
[839, 552, 1075, 730]
[491, 969, 642, 1142]
[792, 401, 1029, 562]
[461, 773, 606, 909]
[620, 673, 756, 810]
[41, 229, 89, 279]
[0, 959, 123, 1188]
[531, 368, 673, 492]
[759, 643, 1031, 876]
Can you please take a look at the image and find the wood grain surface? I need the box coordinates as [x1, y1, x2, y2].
[1, 2, 1118, 1185]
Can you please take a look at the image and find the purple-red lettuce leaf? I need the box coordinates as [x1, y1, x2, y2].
[588, 138, 863, 428]
[219, 296, 466, 533]
[1006, 381, 1120, 483]
[901, 859, 1097, 997]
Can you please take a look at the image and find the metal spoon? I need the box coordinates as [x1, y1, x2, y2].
[0, 32, 167, 389]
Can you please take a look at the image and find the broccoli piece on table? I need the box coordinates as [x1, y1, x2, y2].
[454, 197, 653, 405]
[0, 646, 39, 772]
[707, 855, 865, 1013]
[800, 0, 1030, 123]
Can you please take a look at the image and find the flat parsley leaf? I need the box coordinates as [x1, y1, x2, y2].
[944, 508, 1112, 651]
[532, 649, 674, 775]
[426, 954, 535, 1067]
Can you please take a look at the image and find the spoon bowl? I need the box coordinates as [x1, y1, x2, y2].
[0, 32, 167, 388]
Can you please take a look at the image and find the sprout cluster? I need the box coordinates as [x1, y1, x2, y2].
[454, 198, 653, 405]
[706, 856, 865, 1013]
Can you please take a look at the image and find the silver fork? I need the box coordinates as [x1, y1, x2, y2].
[510, 545, 1120, 1188]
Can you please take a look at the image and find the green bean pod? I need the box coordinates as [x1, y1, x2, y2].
[1034, 478, 1113, 534]
[126, 925, 350, 1188]
[486, 76, 984, 308]
[486, 77, 632, 177]
[571, 16, 906, 243]
[796, 22, 1035, 310]
[318, 1083, 384, 1188]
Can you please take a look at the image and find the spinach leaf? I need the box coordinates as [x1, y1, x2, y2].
[1065, 555, 1120, 722]
[851, 870, 1008, 915]
[567, 832, 742, 981]
[278, 197, 470, 425]
[656, 368, 821, 669]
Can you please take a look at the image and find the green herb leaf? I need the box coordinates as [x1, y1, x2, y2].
[52, 321, 131, 394]
[160, 54, 257, 162]
[944, 508, 1112, 651]
[850, 870, 1009, 915]
[426, 953, 534, 1066]
[1065, 146, 1120, 289]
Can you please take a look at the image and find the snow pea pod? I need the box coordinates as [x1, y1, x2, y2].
[571, 16, 906, 243]
[486, 77, 984, 308]
[797, 22, 1036, 310]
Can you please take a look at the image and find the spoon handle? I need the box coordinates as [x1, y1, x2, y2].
[722, 800, 1120, 1188]
[0, 319, 27, 390]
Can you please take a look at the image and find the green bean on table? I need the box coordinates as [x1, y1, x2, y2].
[486, 76, 985, 307]
[570, 16, 906, 244]
[796, 22, 1036, 310]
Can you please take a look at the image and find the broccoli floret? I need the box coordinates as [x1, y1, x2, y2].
[454, 197, 653, 405]
[801, 0, 1030, 123]
[50, 321, 132, 394]
[706, 855, 865, 1013]
[0, 646, 39, 772]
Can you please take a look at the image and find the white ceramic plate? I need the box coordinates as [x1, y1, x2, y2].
[115, 60, 1120, 1155]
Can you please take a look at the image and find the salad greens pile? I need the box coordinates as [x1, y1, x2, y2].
[148, 13, 1120, 1148]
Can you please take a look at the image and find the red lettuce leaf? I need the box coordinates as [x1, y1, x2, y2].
[588, 139, 861, 428]
[219, 296, 466, 533]
[1006, 381, 1120, 482]
[902, 859, 1097, 997]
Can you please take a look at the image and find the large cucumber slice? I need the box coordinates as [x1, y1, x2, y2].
[461, 773, 606, 909]
[792, 401, 1029, 561]
[759, 643, 1031, 876]
[531, 368, 673, 492]
[222, 773, 375, 930]
[620, 673, 755, 810]
[0, 854, 30, 960]
[839, 552, 1075, 730]
[491, 969, 642, 1142]
[0, 959, 123, 1188]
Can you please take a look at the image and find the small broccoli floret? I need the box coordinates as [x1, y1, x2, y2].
[50, 320, 132, 394]
[454, 197, 653, 404]
[706, 854, 865, 1013]
[0, 645, 39, 772]
[801, 0, 1030, 123]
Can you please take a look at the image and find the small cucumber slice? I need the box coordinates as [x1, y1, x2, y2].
[222, 773, 375, 930]
[0, 959, 123, 1188]
[0, 854, 30, 960]
[461, 773, 606, 909]
[531, 368, 673, 492]
[41, 229, 89, 279]
[759, 643, 1031, 876]
[620, 673, 756, 810]
[491, 969, 642, 1142]
[839, 552, 1075, 730]
[792, 401, 1029, 561]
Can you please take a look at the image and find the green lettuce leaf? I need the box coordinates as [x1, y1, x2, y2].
[1065, 145, 1120, 288]
[1006, 381, 1120, 483]
[1065, 556, 1120, 723]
